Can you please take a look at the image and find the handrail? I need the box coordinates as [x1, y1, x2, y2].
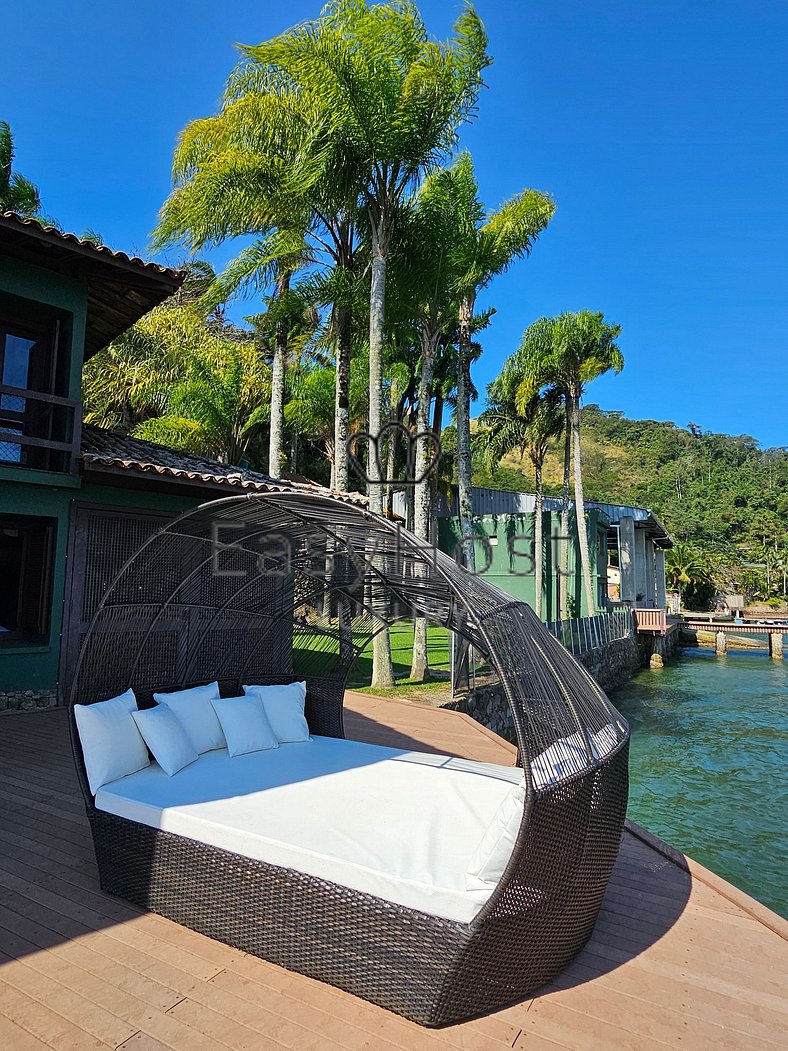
[633, 608, 667, 635]
[0, 383, 79, 409]
[547, 608, 634, 656]
[0, 383, 81, 472]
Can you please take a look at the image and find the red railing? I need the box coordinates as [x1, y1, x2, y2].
[633, 608, 667, 635]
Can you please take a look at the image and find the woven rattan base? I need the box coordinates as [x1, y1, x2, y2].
[85, 741, 627, 1027]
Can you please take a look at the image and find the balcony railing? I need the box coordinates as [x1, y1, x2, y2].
[0, 384, 81, 473]
[632, 608, 668, 635]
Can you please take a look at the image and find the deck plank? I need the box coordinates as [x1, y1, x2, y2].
[0, 702, 786, 1050]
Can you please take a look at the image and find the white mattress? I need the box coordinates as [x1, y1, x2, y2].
[95, 735, 523, 924]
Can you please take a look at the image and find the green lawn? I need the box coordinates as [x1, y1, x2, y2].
[346, 621, 451, 690]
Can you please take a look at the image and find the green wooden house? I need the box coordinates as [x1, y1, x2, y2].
[0, 213, 309, 712]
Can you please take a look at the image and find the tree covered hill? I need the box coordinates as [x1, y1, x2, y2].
[483, 404, 787, 555]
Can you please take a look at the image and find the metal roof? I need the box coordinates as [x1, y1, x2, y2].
[425, 486, 672, 546]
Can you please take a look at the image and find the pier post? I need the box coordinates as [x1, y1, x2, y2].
[655, 548, 667, 609]
[619, 516, 636, 604]
[635, 528, 648, 601]
[715, 630, 727, 655]
[768, 632, 784, 660]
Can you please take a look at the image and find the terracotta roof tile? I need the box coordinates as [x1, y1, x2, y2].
[0, 211, 182, 280]
[79, 425, 367, 505]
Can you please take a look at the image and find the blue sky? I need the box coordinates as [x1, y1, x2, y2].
[3, 1, 786, 447]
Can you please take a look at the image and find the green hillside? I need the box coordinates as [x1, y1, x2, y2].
[476, 404, 788, 558]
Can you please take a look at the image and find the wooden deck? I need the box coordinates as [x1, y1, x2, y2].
[0, 697, 786, 1050]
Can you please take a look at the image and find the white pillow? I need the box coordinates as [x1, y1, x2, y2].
[531, 732, 588, 789]
[131, 705, 199, 776]
[211, 695, 279, 757]
[153, 682, 224, 753]
[465, 781, 526, 891]
[590, 722, 618, 759]
[242, 681, 310, 743]
[74, 688, 150, 795]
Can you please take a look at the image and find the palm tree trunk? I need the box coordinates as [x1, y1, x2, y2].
[457, 297, 475, 571]
[385, 376, 399, 517]
[534, 459, 544, 620]
[333, 305, 352, 493]
[560, 409, 571, 619]
[430, 389, 444, 545]
[268, 271, 289, 479]
[570, 390, 595, 614]
[369, 231, 394, 689]
[410, 330, 438, 683]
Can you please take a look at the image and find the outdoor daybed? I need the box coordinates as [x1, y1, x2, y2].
[69, 492, 629, 1027]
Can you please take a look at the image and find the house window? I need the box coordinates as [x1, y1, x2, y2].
[0, 314, 68, 470]
[0, 516, 55, 644]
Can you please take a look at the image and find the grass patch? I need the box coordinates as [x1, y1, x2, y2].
[347, 621, 450, 689]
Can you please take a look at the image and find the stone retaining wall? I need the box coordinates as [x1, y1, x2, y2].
[444, 627, 683, 745]
[0, 688, 59, 713]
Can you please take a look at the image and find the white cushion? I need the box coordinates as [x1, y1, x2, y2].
[211, 695, 279, 756]
[94, 736, 524, 924]
[465, 781, 525, 891]
[131, 705, 199, 776]
[74, 688, 149, 795]
[531, 732, 588, 788]
[242, 681, 309, 742]
[153, 682, 224, 753]
[590, 722, 619, 759]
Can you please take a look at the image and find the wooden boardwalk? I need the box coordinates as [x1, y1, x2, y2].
[0, 697, 786, 1050]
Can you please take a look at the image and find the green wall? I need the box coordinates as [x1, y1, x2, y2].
[0, 479, 203, 693]
[437, 509, 609, 619]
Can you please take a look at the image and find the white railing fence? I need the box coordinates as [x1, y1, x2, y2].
[546, 608, 634, 658]
[451, 608, 635, 695]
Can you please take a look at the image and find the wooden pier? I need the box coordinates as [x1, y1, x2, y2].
[682, 618, 786, 658]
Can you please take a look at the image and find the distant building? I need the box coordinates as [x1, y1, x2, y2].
[397, 486, 673, 619]
[595, 502, 673, 610]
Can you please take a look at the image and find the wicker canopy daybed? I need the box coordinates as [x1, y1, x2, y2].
[68, 490, 629, 1027]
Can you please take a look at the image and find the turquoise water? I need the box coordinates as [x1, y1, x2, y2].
[610, 645, 787, 917]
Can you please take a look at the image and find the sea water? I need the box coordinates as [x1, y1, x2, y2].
[610, 645, 787, 918]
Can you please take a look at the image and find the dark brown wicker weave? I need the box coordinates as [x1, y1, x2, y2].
[68, 492, 629, 1027]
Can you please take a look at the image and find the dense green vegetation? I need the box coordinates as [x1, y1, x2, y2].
[477, 403, 788, 604]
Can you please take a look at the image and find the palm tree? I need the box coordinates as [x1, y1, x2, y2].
[480, 386, 564, 618]
[0, 122, 41, 216]
[132, 343, 270, 465]
[236, 1, 490, 687]
[284, 359, 368, 486]
[447, 153, 555, 568]
[157, 72, 365, 489]
[515, 312, 623, 615]
[665, 542, 712, 609]
[82, 302, 220, 430]
[392, 172, 465, 681]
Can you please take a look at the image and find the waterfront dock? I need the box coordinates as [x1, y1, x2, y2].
[682, 616, 786, 658]
[0, 697, 785, 1050]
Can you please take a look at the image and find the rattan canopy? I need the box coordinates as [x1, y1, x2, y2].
[70, 490, 630, 1025]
